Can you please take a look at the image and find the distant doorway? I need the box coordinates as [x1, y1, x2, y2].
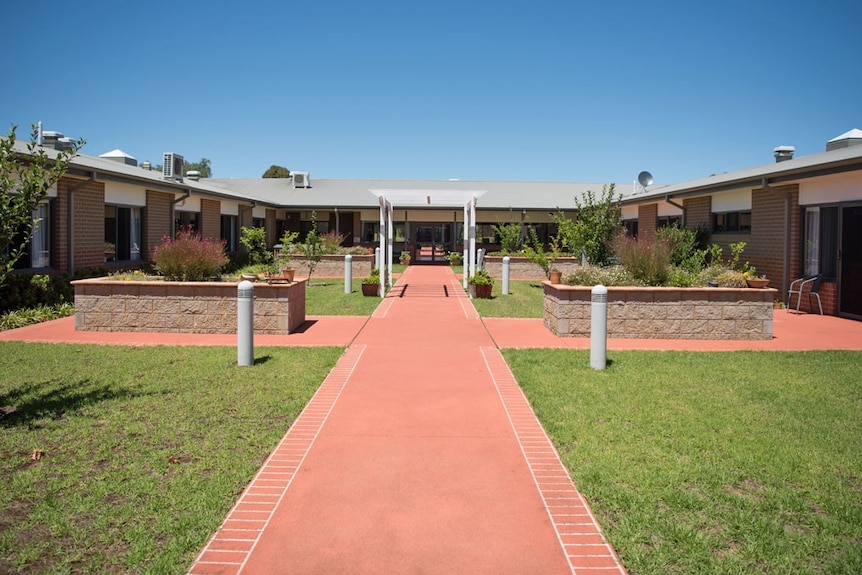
[415, 224, 452, 263]
[839, 203, 862, 319]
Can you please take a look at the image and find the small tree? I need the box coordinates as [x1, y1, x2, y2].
[300, 212, 324, 282]
[0, 125, 84, 286]
[563, 184, 622, 266]
[239, 226, 272, 266]
[491, 215, 523, 254]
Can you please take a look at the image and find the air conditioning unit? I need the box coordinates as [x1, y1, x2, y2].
[163, 152, 184, 181]
[293, 171, 309, 188]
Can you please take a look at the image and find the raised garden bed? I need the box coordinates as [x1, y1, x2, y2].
[73, 278, 306, 334]
[544, 283, 777, 340]
[482, 256, 580, 280]
[289, 254, 374, 278]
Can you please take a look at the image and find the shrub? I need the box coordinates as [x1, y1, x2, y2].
[491, 220, 523, 254]
[656, 225, 709, 272]
[153, 229, 227, 281]
[362, 268, 380, 285]
[562, 184, 623, 266]
[320, 231, 346, 254]
[613, 234, 672, 286]
[446, 251, 463, 266]
[713, 269, 748, 288]
[239, 226, 273, 266]
[0, 302, 74, 331]
[565, 265, 639, 287]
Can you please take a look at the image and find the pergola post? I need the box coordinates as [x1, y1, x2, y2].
[386, 202, 394, 288]
[378, 197, 386, 298]
[463, 203, 469, 288]
[469, 197, 477, 279]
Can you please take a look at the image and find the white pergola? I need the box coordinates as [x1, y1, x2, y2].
[369, 189, 487, 297]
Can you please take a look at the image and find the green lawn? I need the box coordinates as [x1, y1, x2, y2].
[0, 343, 344, 574]
[470, 279, 545, 318]
[304, 277, 385, 315]
[504, 349, 862, 575]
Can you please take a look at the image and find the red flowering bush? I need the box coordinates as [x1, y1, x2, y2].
[153, 228, 227, 281]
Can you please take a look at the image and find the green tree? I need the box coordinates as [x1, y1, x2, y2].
[491, 213, 523, 254]
[0, 125, 84, 286]
[262, 165, 291, 178]
[239, 226, 272, 266]
[183, 157, 212, 178]
[299, 212, 324, 282]
[562, 184, 622, 266]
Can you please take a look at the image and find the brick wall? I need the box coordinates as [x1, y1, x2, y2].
[684, 196, 711, 230]
[544, 284, 775, 340]
[266, 209, 277, 247]
[145, 190, 173, 261]
[73, 278, 307, 334]
[200, 198, 221, 242]
[52, 176, 105, 273]
[638, 204, 658, 243]
[750, 184, 799, 297]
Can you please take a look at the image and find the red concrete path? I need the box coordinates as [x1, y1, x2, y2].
[3, 269, 861, 574]
[188, 266, 624, 574]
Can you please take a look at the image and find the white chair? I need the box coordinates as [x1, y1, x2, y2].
[787, 275, 823, 315]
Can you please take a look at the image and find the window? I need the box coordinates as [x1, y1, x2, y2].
[713, 211, 751, 232]
[175, 211, 198, 232]
[803, 206, 838, 278]
[252, 217, 265, 229]
[362, 222, 379, 243]
[624, 220, 639, 238]
[657, 216, 681, 229]
[221, 215, 238, 252]
[9, 202, 52, 269]
[104, 205, 142, 262]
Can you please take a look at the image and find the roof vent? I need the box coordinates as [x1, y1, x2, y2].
[99, 149, 138, 166]
[292, 171, 310, 188]
[40, 130, 76, 151]
[826, 128, 862, 151]
[186, 170, 200, 181]
[162, 152, 184, 182]
[773, 146, 795, 162]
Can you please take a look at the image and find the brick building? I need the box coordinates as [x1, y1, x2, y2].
[7, 128, 862, 319]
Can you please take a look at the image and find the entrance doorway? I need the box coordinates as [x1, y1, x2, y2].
[415, 224, 452, 263]
[840, 204, 862, 319]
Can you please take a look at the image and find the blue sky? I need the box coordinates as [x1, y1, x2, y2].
[3, 1, 860, 186]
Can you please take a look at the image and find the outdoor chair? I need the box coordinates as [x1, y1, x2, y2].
[787, 275, 823, 315]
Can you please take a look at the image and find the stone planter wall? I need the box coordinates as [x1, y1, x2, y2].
[482, 256, 580, 280]
[287, 254, 374, 278]
[544, 283, 777, 340]
[73, 278, 306, 334]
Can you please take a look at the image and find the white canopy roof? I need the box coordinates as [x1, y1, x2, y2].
[370, 188, 487, 207]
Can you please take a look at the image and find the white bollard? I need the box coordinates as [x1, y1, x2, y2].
[590, 284, 607, 370]
[237, 280, 254, 367]
[344, 254, 353, 294]
[502, 256, 510, 295]
[375, 247, 381, 269]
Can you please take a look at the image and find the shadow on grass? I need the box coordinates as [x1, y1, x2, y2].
[0, 380, 145, 428]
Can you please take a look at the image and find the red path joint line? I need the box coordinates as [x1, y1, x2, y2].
[187, 345, 366, 575]
[480, 346, 627, 575]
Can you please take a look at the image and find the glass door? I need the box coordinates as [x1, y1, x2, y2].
[840, 204, 862, 319]
[415, 224, 451, 262]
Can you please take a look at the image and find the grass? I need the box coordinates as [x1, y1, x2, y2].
[470, 279, 546, 318]
[304, 277, 386, 315]
[503, 349, 862, 575]
[0, 342, 344, 574]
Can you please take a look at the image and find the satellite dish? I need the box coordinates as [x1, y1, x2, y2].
[637, 171, 654, 188]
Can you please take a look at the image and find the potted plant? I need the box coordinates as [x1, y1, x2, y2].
[445, 251, 463, 266]
[399, 251, 411, 265]
[744, 266, 769, 288]
[468, 269, 493, 299]
[549, 269, 563, 284]
[362, 268, 381, 296]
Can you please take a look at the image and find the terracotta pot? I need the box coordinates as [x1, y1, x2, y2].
[361, 283, 379, 296]
[549, 271, 562, 284]
[472, 284, 492, 299]
[281, 268, 296, 282]
[746, 278, 770, 289]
